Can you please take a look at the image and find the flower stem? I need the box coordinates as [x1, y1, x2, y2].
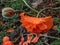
[37, 7, 50, 17]
[23, 33, 60, 39]
[22, 0, 38, 13]
[42, 35, 60, 39]
[52, 7, 60, 9]
[22, 0, 47, 18]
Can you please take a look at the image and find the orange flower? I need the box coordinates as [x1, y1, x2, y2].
[26, 34, 32, 43]
[7, 28, 14, 33]
[3, 36, 10, 42]
[26, 34, 41, 43]
[21, 36, 25, 42]
[19, 42, 28, 45]
[20, 12, 53, 34]
[23, 42, 28, 45]
[19, 34, 42, 45]
[3, 36, 14, 45]
[19, 34, 32, 45]
[3, 41, 14, 45]
[31, 34, 41, 43]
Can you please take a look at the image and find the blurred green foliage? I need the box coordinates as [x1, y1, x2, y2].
[4, 0, 27, 11]
[50, 39, 60, 45]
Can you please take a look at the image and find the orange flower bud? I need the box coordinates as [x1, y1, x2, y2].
[7, 28, 14, 33]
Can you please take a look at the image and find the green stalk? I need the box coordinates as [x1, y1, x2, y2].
[37, 7, 50, 17]
[22, 0, 49, 17]
[52, 7, 60, 9]
[22, 0, 38, 13]
[22, 33, 60, 40]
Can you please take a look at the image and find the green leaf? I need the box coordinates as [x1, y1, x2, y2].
[50, 39, 60, 45]
[4, 0, 28, 10]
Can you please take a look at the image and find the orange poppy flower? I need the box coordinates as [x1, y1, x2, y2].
[19, 34, 42, 45]
[19, 42, 28, 45]
[3, 36, 10, 42]
[31, 34, 41, 43]
[20, 36, 25, 42]
[3, 36, 14, 45]
[7, 28, 14, 33]
[3, 41, 14, 45]
[20, 12, 53, 34]
[26, 34, 41, 43]
[26, 34, 32, 43]
[19, 34, 32, 45]
[23, 42, 28, 45]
